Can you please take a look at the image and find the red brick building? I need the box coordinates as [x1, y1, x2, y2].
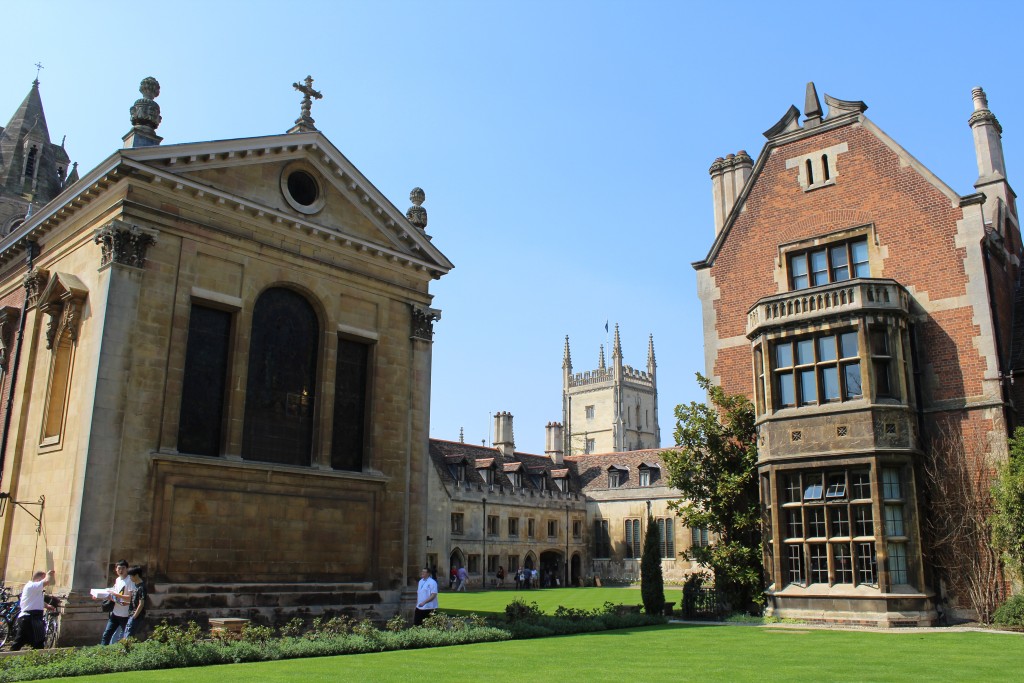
[694, 84, 1018, 625]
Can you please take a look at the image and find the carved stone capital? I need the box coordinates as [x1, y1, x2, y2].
[23, 269, 48, 307]
[95, 220, 157, 268]
[411, 305, 441, 341]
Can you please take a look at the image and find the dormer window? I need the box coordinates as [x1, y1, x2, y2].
[480, 467, 493, 485]
[608, 466, 626, 488]
[450, 463, 466, 482]
[639, 468, 650, 487]
[509, 471, 522, 488]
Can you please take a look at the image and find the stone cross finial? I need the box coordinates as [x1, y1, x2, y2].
[34, 62, 43, 83]
[289, 75, 323, 133]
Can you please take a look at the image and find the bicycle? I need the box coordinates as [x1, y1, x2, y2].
[0, 586, 19, 649]
[42, 594, 65, 649]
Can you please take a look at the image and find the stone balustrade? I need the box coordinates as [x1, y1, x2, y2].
[747, 278, 910, 337]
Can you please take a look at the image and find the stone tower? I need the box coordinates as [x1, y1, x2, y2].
[0, 78, 76, 234]
[562, 325, 660, 455]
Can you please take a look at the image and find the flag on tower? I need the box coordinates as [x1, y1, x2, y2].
[604, 320, 609, 333]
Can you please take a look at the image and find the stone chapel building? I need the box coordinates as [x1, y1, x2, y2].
[0, 76, 451, 642]
[694, 84, 1019, 625]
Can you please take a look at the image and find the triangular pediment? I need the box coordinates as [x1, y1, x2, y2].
[120, 132, 452, 272]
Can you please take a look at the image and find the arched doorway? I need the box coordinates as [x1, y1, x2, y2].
[571, 553, 582, 587]
[539, 550, 564, 587]
[524, 552, 536, 570]
[449, 549, 465, 589]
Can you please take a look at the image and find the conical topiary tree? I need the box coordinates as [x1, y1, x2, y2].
[641, 514, 665, 615]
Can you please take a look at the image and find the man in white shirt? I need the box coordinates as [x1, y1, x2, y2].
[98, 560, 135, 645]
[414, 567, 438, 625]
[10, 569, 55, 650]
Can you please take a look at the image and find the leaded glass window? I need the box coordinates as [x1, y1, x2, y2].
[242, 288, 319, 466]
[178, 305, 232, 456]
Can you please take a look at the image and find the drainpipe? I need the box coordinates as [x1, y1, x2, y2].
[564, 503, 570, 587]
[481, 497, 487, 588]
[0, 241, 38, 486]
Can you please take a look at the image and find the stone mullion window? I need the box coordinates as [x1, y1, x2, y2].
[624, 518, 641, 559]
[753, 344, 766, 415]
[870, 463, 891, 591]
[787, 237, 870, 291]
[778, 466, 882, 588]
[772, 331, 861, 409]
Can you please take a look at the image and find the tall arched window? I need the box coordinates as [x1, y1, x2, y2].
[242, 287, 319, 466]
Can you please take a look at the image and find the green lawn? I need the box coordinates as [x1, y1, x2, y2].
[437, 586, 665, 615]
[58, 624, 1024, 682]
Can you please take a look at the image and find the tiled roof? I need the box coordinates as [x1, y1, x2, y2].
[565, 448, 677, 493]
[428, 439, 581, 493]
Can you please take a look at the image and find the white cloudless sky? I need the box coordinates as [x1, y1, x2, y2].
[3, 1, 1021, 453]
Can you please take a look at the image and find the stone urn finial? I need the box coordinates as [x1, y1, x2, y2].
[130, 77, 162, 131]
[406, 187, 427, 229]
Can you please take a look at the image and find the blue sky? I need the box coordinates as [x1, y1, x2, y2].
[3, 1, 1021, 453]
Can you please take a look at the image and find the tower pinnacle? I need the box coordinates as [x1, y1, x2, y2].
[562, 335, 572, 371]
[647, 333, 656, 371]
[598, 344, 606, 370]
[612, 324, 622, 359]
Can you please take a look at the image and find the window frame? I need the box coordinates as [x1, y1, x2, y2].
[787, 237, 870, 291]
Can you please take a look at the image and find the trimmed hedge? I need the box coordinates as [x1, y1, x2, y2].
[0, 604, 664, 682]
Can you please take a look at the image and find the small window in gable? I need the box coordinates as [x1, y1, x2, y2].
[785, 142, 847, 191]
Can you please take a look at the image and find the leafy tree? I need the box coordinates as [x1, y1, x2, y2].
[662, 373, 762, 613]
[641, 514, 665, 615]
[992, 427, 1024, 582]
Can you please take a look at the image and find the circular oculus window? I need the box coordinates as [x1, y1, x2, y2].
[280, 165, 326, 214]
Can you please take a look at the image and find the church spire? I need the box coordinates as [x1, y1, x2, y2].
[0, 78, 71, 229]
